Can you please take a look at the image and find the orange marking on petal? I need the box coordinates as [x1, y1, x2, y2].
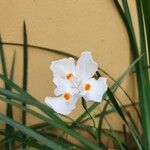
[64, 93, 72, 101]
[66, 73, 74, 80]
[85, 83, 91, 91]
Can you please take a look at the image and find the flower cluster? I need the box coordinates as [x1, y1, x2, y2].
[45, 51, 108, 115]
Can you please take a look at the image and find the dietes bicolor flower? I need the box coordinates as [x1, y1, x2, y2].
[45, 51, 108, 115]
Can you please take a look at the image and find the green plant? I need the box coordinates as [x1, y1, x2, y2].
[0, 0, 149, 149]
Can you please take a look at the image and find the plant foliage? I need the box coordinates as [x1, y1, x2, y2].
[0, 0, 149, 149]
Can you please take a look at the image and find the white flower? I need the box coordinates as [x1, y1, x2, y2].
[45, 51, 108, 115]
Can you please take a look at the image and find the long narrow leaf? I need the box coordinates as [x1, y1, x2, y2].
[22, 22, 28, 149]
[0, 113, 64, 150]
[0, 35, 14, 149]
[0, 79, 103, 150]
[136, 0, 149, 83]
[141, 0, 150, 56]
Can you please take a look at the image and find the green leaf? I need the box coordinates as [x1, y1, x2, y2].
[136, 0, 149, 84]
[0, 41, 78, 59]
[0, 113, 64, 150]
[0, 97, 83, 150]
[22, 20, 28, 148]
[114, 0, 150, 149]
[0, 76, 103, 150]
[141, 0, 150, 56]
[0, 36, 7, 77]
[102, 118, 125, 150]
[97, 101, 109, 144]
[0, 35, 15, 149]
[22, 21, 28, 137]
[82, 102, 139, 124]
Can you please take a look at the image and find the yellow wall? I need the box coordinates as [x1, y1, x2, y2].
[0, 0, 139, 141]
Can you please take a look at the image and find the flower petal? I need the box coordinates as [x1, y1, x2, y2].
[53, 78, 71, 96]
[76, 51, 98, 82]
[83, 77, 108, 102]
[45, 94, 79, 115]
[50, 57, 76, 79]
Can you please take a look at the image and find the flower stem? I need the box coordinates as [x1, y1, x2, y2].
[81, 98, 99, 143]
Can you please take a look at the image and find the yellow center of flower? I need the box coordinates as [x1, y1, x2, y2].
[66, 73, 74, 80]
[64, 93, 72, 101]
[85, 83, 91, 91]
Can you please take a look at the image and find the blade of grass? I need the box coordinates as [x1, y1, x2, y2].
[38, 133, 84, 150]
[99, 58, 141, 124]
[97, 101, 109, 145]
[136, 0, 149, 83]
[0, 136, 49, 150]
[10, 52, 16, 81]
[13, 137, 50, 150]
[115, 0, 150, 149]
[82, 102, 139, 123]
[0, 92, 139, 149]
[141, 0, 150, 56]
[103, 117, 126, 150]
[0, 96, 57, 150]
[98, 71, 142, 148]
[0, 97, 87, 150]
[74, 122, 125, 149]
[6, 51, 16, 149]
[0, 42, 77, 59]
[115, 95, 140, 134]
[106, 88, 142, 149]
[0, 113, 64, 150]
[0, 35, 15, 150]
[0, 73, 72, 126]
[99, 70, 142, 148]
[135, 4, 150, 148]
[0, 36, 7, 77]
[0, 80, 104, 150]
[123, 124, 128, 150]
[22, 21, 28, 148]
[121, 0, 137, 46]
